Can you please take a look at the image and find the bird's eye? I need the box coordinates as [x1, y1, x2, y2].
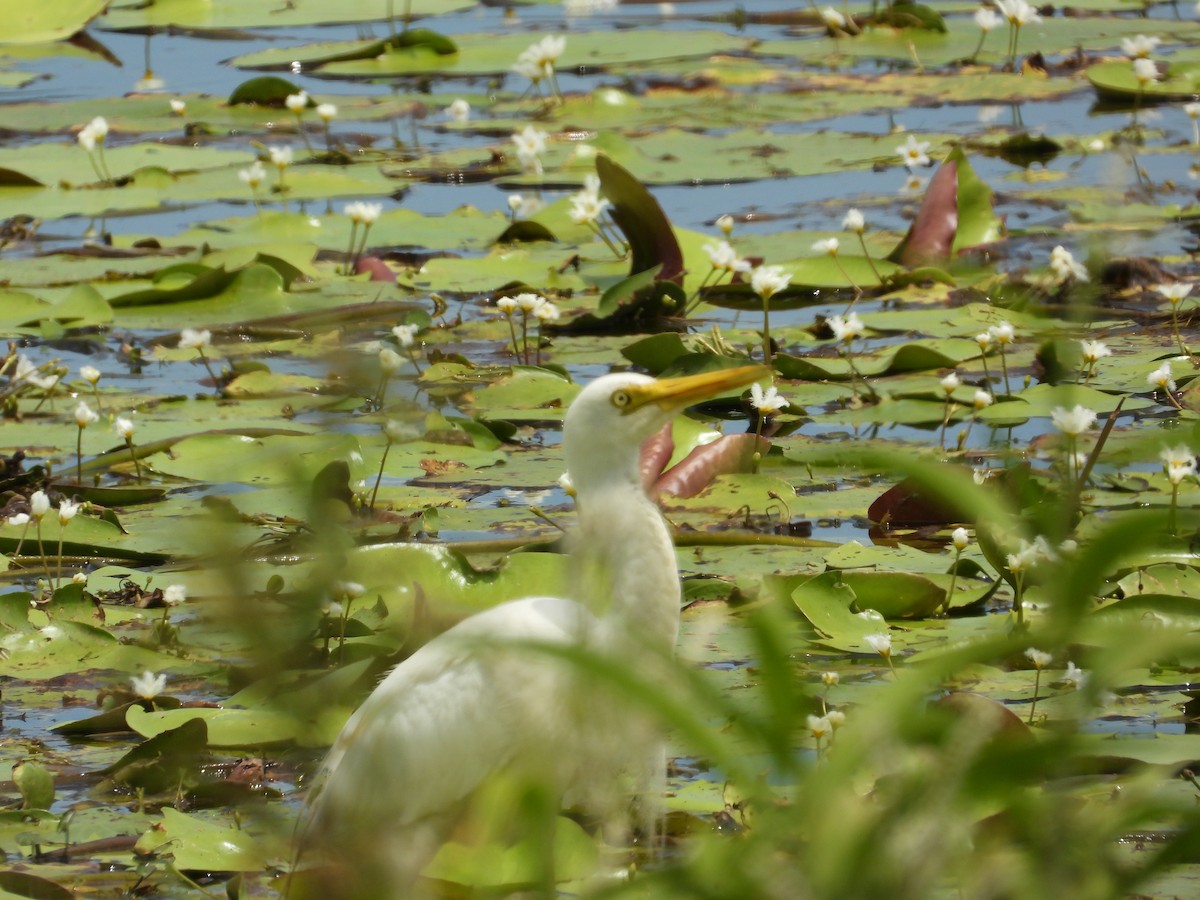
[610, 390, 632, 409]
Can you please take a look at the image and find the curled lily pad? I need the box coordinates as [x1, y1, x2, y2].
[1087, 60, 1200, 102]
[227, 75, 305, 107]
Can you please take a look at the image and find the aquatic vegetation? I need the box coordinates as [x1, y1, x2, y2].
[0, 1, 1199, 897]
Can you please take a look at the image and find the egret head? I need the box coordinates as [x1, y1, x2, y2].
[564, 366, 768, 493]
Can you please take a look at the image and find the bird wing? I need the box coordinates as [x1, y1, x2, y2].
[300, 595, 592, 849]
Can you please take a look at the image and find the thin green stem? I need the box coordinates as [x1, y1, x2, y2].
[56, 527, 65, 591]
[761, 296, 773, 364]
[1013, 570, 1025, 626]
[125, 437, 143, 483]
[855, 233, 884, 284]
[685, 269, 722, 316]
[943, 547, 963, 615]
[294, 113, 315, 155]
[76, 426, 84, 484]
[370, 442, 393, 511]
[195, 349, 221, 396]
[504, 313, 520, 362]
[1171, 306, 1189, 356]
[1027, 668, 1042, 724]
[999, 345, 1011, 396]
[35, 520, 47, 576]
[344, 221, 360, 276]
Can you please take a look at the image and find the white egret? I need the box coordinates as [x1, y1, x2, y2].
[293, 365, 766, 898]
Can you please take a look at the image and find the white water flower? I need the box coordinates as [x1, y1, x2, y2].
[1148, 362, 1177, 392]
[131, 671, 167, 699]
[951, 527, 970, 551]
[842, 208, 866, 234]
[30, 490, 50, 520]
[345, 201, 383, 225]
[496, 296, 519, 314]
[74, 401, 99, 428]
[268, 145, 293, 169]
[57, 500, 80, 526]
[569, 178, 610, 225]
[822, 671, 840, 687]
[179, 328, 212, 350]
[285, 90, 309, 113]
[80, 365, 101, 385]
[715, 214, 734, 235]
[511, 125, 548, 173]
[974, 331, 993, 351]
[988, 321, 1015, 345]
[973, 390, 994, 410]
[115, 416, 135, 440]
[1080, 340, 1111, 364]
[14, 355, 59, 391]
[897, 134, 931, 168]
[1025, 647, 1052, 669]
[1121, 34, 1161, 59]
[1061, 661, 1088, 689]
[1050, 245, 1088, 282]
[392, 324, 418, 347]
[163, 584, 187, 607]
[446, 98, 470, 122]
[239, 160, 266, 188]
[77, 116, 109, 152]
[1050, 405, 1097, 436]
[807, 714, 833, 738]
[828, 312, 865, 343]
[940, 372, 961, 396]
[1133, 58, 1159, 86]
[1160, 446, 1197, 485]
[749, 382, 789, 415]
[974, 6, 1000, 31]
[819, 6, 846, 29]
[995, 0, 1041, 26]
[812, 237, 840, 256]
[864, 632, 892, 657]
[316, 103, 338, 122]
[169, 98, 186, 116]
[751, 265, 791, 301]
[531, 298, 560, 322]
[1155, 283, 1193, 305]
[1007, 536, 1056, 574]
[702, 240, 751, 274]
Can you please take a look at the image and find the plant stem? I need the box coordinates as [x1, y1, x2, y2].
[761, 296, 773, 364]
[855, 234, 885, 283]
[344, 222, 360, 276]
[370, 442, 393, 511]
[1027, 668, 1042, 724]
[76, 426, 84, 484]
[195, 349, 221, 396]
[943, 547, 962, 615]
[125, 438, 143, 483]
[294, 113, 315, 155]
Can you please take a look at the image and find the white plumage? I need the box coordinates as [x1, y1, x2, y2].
[293, 366, 765, 898]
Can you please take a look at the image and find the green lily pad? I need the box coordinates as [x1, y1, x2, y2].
[1087, 59, 1200, 102]
[0, 0, 107, 44]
